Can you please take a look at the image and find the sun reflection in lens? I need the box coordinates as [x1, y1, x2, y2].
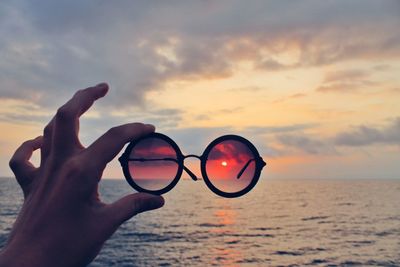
[206, 139, 256, 193]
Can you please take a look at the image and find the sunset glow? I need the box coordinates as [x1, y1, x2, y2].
[1, 3, 400, 267]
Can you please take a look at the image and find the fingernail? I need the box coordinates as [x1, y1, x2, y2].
[96, 82, 108, 89]
[148, 196, 165, 209]
[145, 124, 155, 131]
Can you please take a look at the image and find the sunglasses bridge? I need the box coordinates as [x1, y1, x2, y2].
[181, 154, 202, 181]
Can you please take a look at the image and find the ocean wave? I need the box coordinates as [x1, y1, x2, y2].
[301, 216, 330, 221]
[1, 178, 399, 267]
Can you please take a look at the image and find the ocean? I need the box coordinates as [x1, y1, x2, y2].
[0, 177, 399, 266]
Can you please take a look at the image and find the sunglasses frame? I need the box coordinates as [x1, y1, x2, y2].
[119, 132, 266, 198]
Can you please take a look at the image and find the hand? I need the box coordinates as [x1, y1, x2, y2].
[0, 83, 164, 267]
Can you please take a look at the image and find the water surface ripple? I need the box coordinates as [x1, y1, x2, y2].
[1, 178, 399, 266]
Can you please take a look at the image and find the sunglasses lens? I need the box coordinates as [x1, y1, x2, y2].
[206, 139, 256, 193]
[128, 137, 179, 191]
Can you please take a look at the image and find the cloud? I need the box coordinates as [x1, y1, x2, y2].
[164, 127, 233, 155]
[245, 124, 317, 135]
[289, 93, 307, 98]
[324, 70, 368, 83]
[335, 117, 400, 146]
[161, 123, 320, 158]
[1, 0, 399, 111]
[229, 86, 264, 92]
[274, 118, 400, 154]
[272, 92, 308, 103]
[0, 99, 51, 125]
[257, 59, 293, 71]
[193, 107, 245, 122]
[316, 69, 379, 93]
[276, 134, 336, 155]
[316, 83, 360, 93]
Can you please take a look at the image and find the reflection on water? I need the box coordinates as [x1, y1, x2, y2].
[211, 202, 240, 267]
[214, 208, 236, 226]
[1, 177, 400, 266]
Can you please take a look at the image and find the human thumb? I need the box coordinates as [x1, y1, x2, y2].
[108, 193, 165, 226]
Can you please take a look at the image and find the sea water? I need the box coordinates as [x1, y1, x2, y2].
[1, 177, 399, 266]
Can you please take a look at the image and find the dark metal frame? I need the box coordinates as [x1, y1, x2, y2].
[119, 133, 267, 198]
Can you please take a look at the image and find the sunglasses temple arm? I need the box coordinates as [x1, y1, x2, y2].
[236, 158, 255, 179]
[128, 158, 198, 181]
[183, 166, 198, 181]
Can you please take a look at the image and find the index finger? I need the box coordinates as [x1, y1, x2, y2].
[84, 123, 155, 169]
[53, 83, 109, 154]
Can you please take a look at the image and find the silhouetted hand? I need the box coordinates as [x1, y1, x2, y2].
[0, 83, 164, 267]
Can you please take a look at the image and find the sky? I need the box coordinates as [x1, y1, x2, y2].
[0, 0, 399, 179]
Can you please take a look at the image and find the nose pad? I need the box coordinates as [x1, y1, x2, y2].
[183, 166, 198, 181]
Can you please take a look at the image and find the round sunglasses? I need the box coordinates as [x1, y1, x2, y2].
[119, 133, 267, 198]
